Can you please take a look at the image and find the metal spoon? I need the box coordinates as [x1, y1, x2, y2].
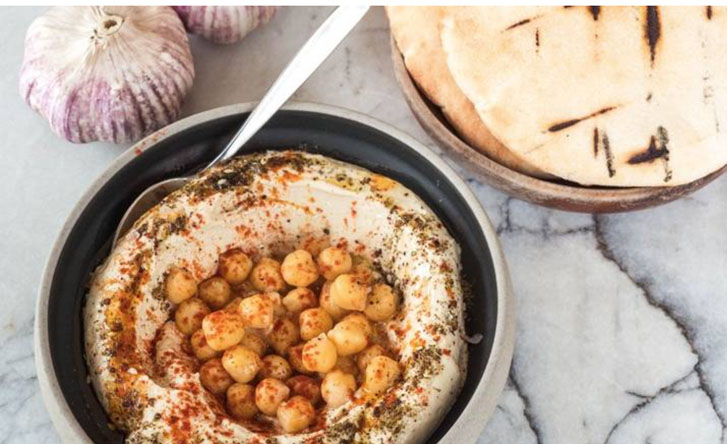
[113, 5, 370, 246]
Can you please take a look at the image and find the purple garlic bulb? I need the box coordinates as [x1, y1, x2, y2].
[19, 6, 195, 144]
[173, 6, 277, 44]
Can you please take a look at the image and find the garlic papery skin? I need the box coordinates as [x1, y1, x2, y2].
[19, 6, 195, 144]
[173, 6, 277, 44]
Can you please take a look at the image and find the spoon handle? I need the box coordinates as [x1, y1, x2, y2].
[208, 5, 370, 167]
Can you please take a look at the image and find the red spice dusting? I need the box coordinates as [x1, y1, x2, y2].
[383, 392, 398, 407]
[235, 225, 253, 237]
[133, 147, 143, 156]
[442, 349, 451, 356]
[190, 260, 205, 279]
[189, 213, 205, 229]
[393, 323, 410, 340]
[281, 170, 302, 183]
[410, 337, 425, 349]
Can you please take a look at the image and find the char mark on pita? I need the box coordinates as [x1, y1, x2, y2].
[598, 130, 616, 177]
[547, 106, 618, 132]
[645, 6, 661, 66]
[706, 6, 713, 20]
[628, 126, 672, 182]
[593, 128, 599, 157]
[702, 76, 714, 104]
[589, 6, 601, 21]
[628, 127, 670, 164]
[505, 15, 542, 31]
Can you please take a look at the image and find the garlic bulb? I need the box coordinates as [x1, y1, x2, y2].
[19, 6, 194, 144]
[173, 6, 277, 44]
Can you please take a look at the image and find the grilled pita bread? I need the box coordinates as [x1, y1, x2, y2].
[442, 6, 727, 186]
[386, 6, 550, 178]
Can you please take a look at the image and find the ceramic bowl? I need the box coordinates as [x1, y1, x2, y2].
[390, 37, 727, 213]
[35, 102, 515, 443]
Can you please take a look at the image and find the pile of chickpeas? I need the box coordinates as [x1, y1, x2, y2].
[164, 245, 401, 433]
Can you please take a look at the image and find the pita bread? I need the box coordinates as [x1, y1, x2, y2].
[386, 6, 550, 178]
[442, 6, 727, 186]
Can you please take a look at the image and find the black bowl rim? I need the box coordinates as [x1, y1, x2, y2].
[34, 102, 515, 443]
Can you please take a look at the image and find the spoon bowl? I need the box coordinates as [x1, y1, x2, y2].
[113, 177, 187, 243]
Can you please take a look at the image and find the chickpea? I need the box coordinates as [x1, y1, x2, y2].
[317, 247, 352, 280]
[299, 308, 333, 341]
[218, 249, 253, 285]
[261, 355, 293, 381]
[330, 274, 367, 311]
[238, 294, 275, 329]
[239, 332, 267, 356]
[302, 334, 337, 373]
[321, 370, 356, 408]
[255, 377, 291, 416]
[288, 344, 310, 375]
[351, 262, 376, 286]
[174, 298, 211, 336]
[362, 356, 401, 395]
[336, 355, 359, 376]
[282, 288, 317, 314]
[281, 250, 319, 287]
[198, 277, 232, 310]
[364, 284, 397, 322]
[250, 258, 286, 292]
[341, 313, 373, 337]
[263, 291, 286, 317]
[202, 310, 245, 351]
[298, 236, 330, 258]
[356, 344, 386, 373]
[327, 318, 368, 356]
[319, 281, 349, 321]
[286, 375, 321, 405]
[165, 267, 197, 304]
[226, 383, 258, 419]
[277, 396, 315, 433]
[199, 358, 233, 396]
[190, 329, 220, 361]
[224, 297, 243, 313]
[268, 318, 300, 355]
[222, 345, 262, 383]
[232, 280, 258, 299]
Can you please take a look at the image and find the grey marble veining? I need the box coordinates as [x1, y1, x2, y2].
[1, 6, 725, 444]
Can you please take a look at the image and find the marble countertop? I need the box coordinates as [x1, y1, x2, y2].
[2, 6, 726, 444]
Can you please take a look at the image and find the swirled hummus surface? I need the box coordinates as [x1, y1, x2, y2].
[84, 151, 467, 443]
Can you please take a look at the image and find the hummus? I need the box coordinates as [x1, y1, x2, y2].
[84, 151, 467, 443]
